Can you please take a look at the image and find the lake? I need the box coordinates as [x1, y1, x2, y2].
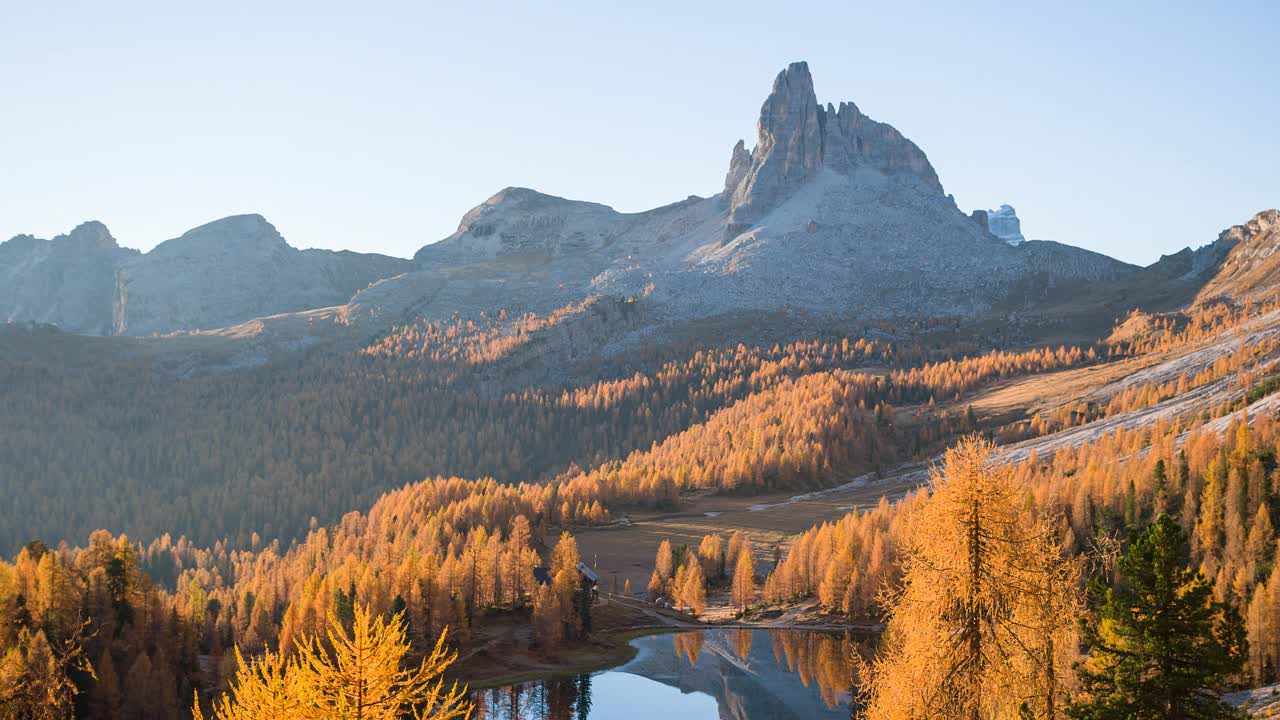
[470, 629, 874, 720]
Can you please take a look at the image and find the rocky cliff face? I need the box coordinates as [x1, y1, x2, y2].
[0, 222, 137, 335]
[0, 215, 411, 336]
[723, 61, 942, 239]
[1194, 209, 1280, 303]
[371, 62, 1140, 343]
[982, 204, 1026, 245]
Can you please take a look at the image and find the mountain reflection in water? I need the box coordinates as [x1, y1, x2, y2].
[471, 629, 874, 720]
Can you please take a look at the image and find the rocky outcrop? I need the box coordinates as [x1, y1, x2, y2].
[0, 215, 412, 336]
[724, 61, 942, 239]
[0, 222, 137, 335]
[1194, 209, 1280, 303]
[984, 204, 1026, 245]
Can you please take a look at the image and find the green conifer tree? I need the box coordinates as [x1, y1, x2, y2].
[1068, 514, 1247, 720]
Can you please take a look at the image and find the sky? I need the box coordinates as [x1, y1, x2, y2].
[1, 1, 1276, 265]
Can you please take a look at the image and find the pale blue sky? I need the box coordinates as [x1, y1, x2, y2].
[1, 1, 1276, 265]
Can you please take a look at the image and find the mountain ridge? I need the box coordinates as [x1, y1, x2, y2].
[2, 62, 1276, 347]
[0, 214, 412, 336]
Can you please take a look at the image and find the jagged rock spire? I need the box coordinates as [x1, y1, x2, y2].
[723, 61, 943, 239]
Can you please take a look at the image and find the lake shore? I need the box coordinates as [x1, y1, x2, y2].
[451, 594, 880, 689]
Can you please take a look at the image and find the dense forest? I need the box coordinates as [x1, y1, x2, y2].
[0, 305, 1092, 551]
[765, 418, 1280, 688]
[4, 289, 1280, 717]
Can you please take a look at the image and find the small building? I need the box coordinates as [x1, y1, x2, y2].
[576, 561, 599, 588]
[533, 563, 599, 598]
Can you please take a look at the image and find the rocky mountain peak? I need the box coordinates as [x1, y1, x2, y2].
[723, 61, 943, 239]
[417, 186, 625, 265]
[59, 221, 118, 250]
[150, 214, 286, 257]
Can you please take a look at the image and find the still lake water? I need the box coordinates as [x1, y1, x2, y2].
[471, 629, 873, 720]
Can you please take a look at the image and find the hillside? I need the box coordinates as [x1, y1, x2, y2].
[1196, 209, 1280, 303]
[2, 60, 1278, 554]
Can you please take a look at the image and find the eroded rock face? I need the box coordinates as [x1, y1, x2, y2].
[984, 204, 1026, 245]
[724, 61, 942, 239]
[1194, 209, 1280, 302]
[386, 61, 1138, 341]
[0, 215, 411, 336]
[0, 222, 136, 335]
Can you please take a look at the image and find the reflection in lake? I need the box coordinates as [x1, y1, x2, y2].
[471, 629, 874, 720]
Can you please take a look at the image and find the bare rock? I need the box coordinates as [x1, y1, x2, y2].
[1194, 209, 1280, 303]
[724, 61, 942, 240]
[1, 215, 411, 336]
[985, 204, 1026, 245]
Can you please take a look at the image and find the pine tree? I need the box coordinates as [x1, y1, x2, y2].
[1152, 459, 1170, 516]
[861, 436, 1081, 720]
[195, 604, 469, 720]
[193, 647, 314, 720]
[1067, 514, 1248, 720]
[549, 533, 583, 639]
[680, 559, 706, 617]
[731, 549, 756, 612]
[576, 576, 593, 635]
[531, 584, 564, 655]
[1197, 460, 1227, 560]
[697, 534, 724, 580]
[0, 621, 93, 720]
[91, 648, 122, 719]
[647, 539, 673, 602]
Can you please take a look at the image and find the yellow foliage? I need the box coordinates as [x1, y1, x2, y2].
[195, 604, 469, 720]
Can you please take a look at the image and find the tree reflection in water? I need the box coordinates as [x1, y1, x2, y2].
[472, 674, 593, 720]
[470, 630, 876, 719]
[673, 629, 705, 665]
[765, 629, 872, 709]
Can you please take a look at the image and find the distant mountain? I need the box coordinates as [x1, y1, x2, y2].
[378, 61, 1137, 339]
[4, 62, 1271, 345]
[972, 204, 1026, 246]
[0, 221, 134, 336]
[0, 215, 411, 336]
